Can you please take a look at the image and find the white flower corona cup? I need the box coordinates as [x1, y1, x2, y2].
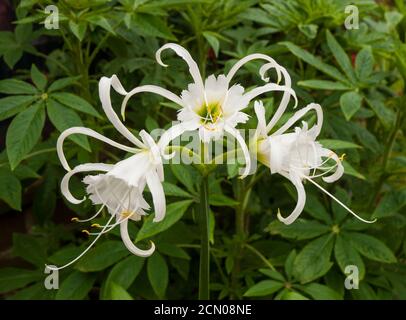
[254, 100, 376, 225]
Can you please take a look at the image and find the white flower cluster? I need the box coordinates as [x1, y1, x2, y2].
[53, 44, 375, 269]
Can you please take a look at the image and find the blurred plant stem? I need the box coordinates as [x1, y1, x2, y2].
[198, 173, 210, 299]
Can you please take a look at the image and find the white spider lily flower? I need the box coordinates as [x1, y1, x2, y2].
[254, 101, 376, 225]
[49, 76, 171, 271]
[119, 43, 297, 177]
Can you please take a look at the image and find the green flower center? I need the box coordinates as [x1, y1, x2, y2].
[197, 102, 223, 125]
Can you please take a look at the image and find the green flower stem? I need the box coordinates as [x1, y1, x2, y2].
[198, 174, 210, 300]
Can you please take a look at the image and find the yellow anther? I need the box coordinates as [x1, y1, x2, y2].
[121, 211, 133, 218]
[339, 153, 346, 161]
[71, 217, 79, 222]
[91, 223, 101, 228]
[82, 230, 90, 235]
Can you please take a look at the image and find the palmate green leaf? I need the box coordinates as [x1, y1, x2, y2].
[340, 91, 363, 120]
[0, 95, 37, 121]
[282, 42, 348, 83]
[298, 80, 352, 91]
[0, 168, 21, 211]
[267, 219, 329, 240]
[373, 189, 406, 218]
[355, 47, 374, 80]
[75, 241, 130, 272]
[109, 282, 133, 300]
[162, 181, 193, 198]
[280, 291, 309, 300]
[51, 92, 101, 119]
[302, 283, 342, 300]
[48, 76, 81, 92]
[56, 271, 96, 300]
[293, 234, 334, 284]
[30, 64, 47, 91]
[303, 194, 332, 225]
[0, 79, 37, 94]
[0, 268, 42, 294]
[147, 252, 168, 299]
[326, 30, 357, 84]
[13, 233, 47, 266]
[6, 102, 45, 169]
[69, 21, 87, 42]
[366, 99, 396, 129]
[102, 255, 144, 299]
[318, 139, 361, 150]
[243, 280, 284, 297]
[136, 200, 193, 242]
[132, 13, 176, 40]
[347, 232, 397, 263]
[334, 234, 365, 280]
[47, 99, 90, 151]
[86, 16, 116, 35]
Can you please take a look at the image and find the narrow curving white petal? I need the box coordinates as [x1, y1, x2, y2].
[120, 219, 155, 257]
[61, 163, 113, 204]
[99, 76, 145, 148]
[320, 149, 344, 183]
[226, 53, 284, 85]
[121, 85, 184, 120]
[110, 74, 128, 95]
[57, 127, 138, 171]
[277, 173, 306, 225]
[254, 101, 267, 137]
[224, 124, 252, 179]
[242, 83, 297, 110]
[303, 175, 377, 224]
[157, 121, 199, 156]
[146, 170, 166, 222]
[156, 43, 205, 95]
[272, 103, 323, 137]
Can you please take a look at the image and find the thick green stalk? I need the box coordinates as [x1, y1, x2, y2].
[198, 175, 210, 300]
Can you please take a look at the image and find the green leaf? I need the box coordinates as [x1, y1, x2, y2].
[0, 268, 42, 294]
[51, 92, 101, 118]
[331, 187, 350, 224]
[162, 181, 193, 198]
[203, 31, 220, 57]
[6, 103, 45, 169]
[342, 161, 366, 180]
[56, 271, 96, 300]
[209, 194, 239, 206]
[340, 91, 363, 120]
[281, 291, 309, 300]
[30, 65, 47, 90]
[348, 232, 397, 263]
[47, 99, 90, 150]
[0, 168, 21, 210]
[304, 194, 332, 224]
[335, 234, 365, 279]
[282, 41, 348, 83]
[85, 16, 116, 35]
[366, 99, 396, 129]
[109, 282, 133, 300]
[136, 200, 193, 242]
[48, 76, 81, 92]
[267, 219, 329, 240]
[171, 164, 196, 194]
[373, 189, 406, 218]
[302, 283, 342, 300]
[298, 80, 352, 91]
[69, 21, 87, 41]
[319, 139, 361, 150]
[13, 233, 46, 266]
[298, 24, 318, 39]
[0, 79, 37, 94]
[133, 13, 176, 40]
[158, 243, 190, 260]
[293, 234, 334, 283]
[326, 30, 357, 84]
[0, 95, 36, 121]
[13, 164, 40, 180]
[75, 241, 130, 272]
[147, 252, 168, 299]
[105, 255, 144, 291]
[244, 280, 284, 297]
[355, 47, 374, 80]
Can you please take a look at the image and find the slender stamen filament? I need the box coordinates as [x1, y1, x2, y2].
[71, 205, 106, 223]
[302, 175, 377, 224]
